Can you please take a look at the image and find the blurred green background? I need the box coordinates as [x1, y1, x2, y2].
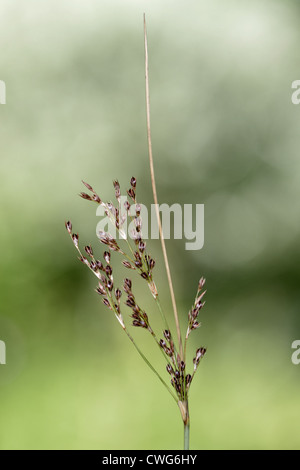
[0, 0, 300, 450]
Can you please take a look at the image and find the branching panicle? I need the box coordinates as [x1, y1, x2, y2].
[66, 14, 208, 452]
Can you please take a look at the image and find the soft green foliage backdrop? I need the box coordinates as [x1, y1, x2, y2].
[0, 0, 299, 449]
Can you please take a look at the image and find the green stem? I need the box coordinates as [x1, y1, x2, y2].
[184, 422, 190, 451]
[125, 328, 177, 402]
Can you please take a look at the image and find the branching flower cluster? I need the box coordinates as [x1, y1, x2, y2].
[66, 178, 206, 405]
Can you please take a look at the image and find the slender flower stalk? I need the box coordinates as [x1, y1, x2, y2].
[65, 15, 207, 451]
[144, 15, 184, 362]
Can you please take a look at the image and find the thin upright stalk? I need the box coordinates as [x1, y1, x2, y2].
[143, 14, 184, 361]
[144, 15, 189, 450]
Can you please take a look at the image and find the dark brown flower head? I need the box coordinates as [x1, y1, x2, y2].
[115, 288, 122, 300]
[113, 180, 121, 200]
[122, 260, 134, 269]
[85, 245, 93, 257]
[82, 181, 93, 192]
[96, 260, 104, 271]
[79, 256, 89, 266]
[130, 176, 136, 188]
[126, 295, 135, 308]
[105, 265, 113, 277]
[91, 194, 101, 203]
[138, 240, 146, 253]
[123, 278, 132, 294]
[72, 233, 79, 247]
[193, 347, 207, 371]
[65, 220, 72, 234]
[124, 200, 130, 212]
[90, 260, 97, 271]
[132, 319, 147, 329]
[102, 298, 111, 309]
[79, 192, 92, 201]
[104, 251, 111, 264]
[163, 330, 171, 341]
[149, 258, 155, 270]
[198, 277, 206, 291]
[127, 188, 136, 201]
[185, 374, 192, 388]
[96, 284, 106, 296]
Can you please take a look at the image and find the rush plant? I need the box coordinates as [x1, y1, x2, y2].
[66, 16, 207, 450]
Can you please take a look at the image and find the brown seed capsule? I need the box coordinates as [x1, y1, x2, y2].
[90, 261, 97, 271]
[91, 194, 101, 203]
[65, 221, 72, 234]
[107, 279, 113, 291]
[96, 260, 104, 271]
[130, 176, 136, 188]
[104, 251, 111, 264]
[163, 330, 171, 341]
[135, 204, 141, 216]
[115, 288, 122, 300]
[96, 284, 106, 296]
[166, 364, 174, 375]
[123, 278, 132, 293]
[85, 245, 93, 257]
[79, 256, 89, 265]
[180, 361, 186, 371]
[192, 321, 200, 330]
[72, 233, 79, 247]
[105, 265, 112, 277]
[139, 241, 146, 253]
[82, 181, 93, 191]
[113, 180, 121, 200]
[122, 260, 134, 269]
[198, 277, 206, 290]
[124, 200, 130, 212]
[140, 272, 149, 280]
[126, 295, 135, 308]
[185, 374, 192, 387]
[79, 192, 92, 201]
[102, 298, 111, 308]
[149, 258, 155, 270]
[143, 312, 148, 324]
[127, 188, 135, 200]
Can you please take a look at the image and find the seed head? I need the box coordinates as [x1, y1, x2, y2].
[123, 278, 132, 294]
[82, 181, 94, 192]
[72, 233, 79, 247]
[96, 284, 106, 296]
[79, 192, 92, 201]
[115, 288, 122, 300]
[113, 180, 121, 200]
[65, 221, 72, 234]
[85, 245, 93, 257]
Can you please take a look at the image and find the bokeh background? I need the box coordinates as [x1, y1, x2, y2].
[0, 0, 299, 450]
